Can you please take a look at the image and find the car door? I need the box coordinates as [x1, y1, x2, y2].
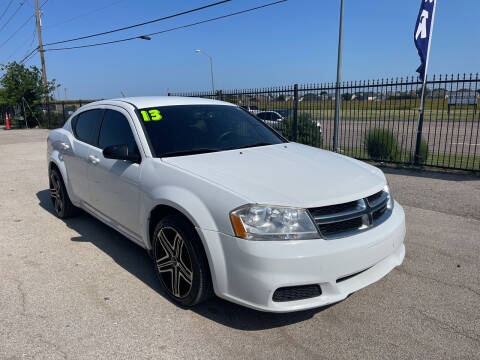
[86, 108, 142, 238]
[62, 109, 104, 203]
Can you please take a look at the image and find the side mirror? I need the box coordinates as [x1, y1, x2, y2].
[103, 144, 141, 163]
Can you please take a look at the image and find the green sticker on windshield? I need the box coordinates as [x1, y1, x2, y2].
[141, 109, 163, 122]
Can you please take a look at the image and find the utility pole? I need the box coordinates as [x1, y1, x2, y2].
[333, 0, 344, 152]
[34, 0, 47, 88]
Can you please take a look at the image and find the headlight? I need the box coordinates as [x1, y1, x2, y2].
[230, 204, 320, 240]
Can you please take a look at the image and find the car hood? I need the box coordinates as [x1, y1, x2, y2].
[162, 143, 386, 208]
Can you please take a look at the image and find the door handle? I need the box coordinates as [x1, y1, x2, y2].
[60, 142, 70, 151]
[88, 155, 100, 164]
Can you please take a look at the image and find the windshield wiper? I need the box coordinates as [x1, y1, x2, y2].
[233, 142, 275, 150]
[160, 148, 220, 158]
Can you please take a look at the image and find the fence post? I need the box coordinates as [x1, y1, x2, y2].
[62, 102, 66, 123]
[218, 90, 223, 101]
[292, 84, 298, 142]
[168, 93, 171, 96]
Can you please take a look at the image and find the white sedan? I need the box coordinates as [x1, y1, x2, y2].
[256, 110, 323, 134]
[47, 96, 405, 313]
[255, 110, 284, 127]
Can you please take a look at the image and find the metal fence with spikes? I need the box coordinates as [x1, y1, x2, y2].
[2, 73, 478, 171]
[171, 73, 480, 171]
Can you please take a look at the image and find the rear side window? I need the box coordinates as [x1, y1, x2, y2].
[98, 110, 138, 156]
[73, 109, 104, 146]
[259, 112, 273, 120]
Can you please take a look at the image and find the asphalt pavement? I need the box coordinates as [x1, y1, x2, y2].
[1, 129, 479, 359]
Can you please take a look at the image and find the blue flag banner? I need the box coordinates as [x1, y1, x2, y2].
[414, 0, 437, 81]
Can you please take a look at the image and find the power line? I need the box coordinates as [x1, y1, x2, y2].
[18, 27, 37, 61]
[0, 1, 47, 58]
[0, 0, 14, 23]
[19, 47, 38, 64]
[43, 0, 232, 47]
[43, 0, 125, 30]
[0, 0, 27, 32]
[3, 26, 36, 62]
[0, 14, 34, 49]
[44, 0, 287, 52]
[0, 32, 37, 82]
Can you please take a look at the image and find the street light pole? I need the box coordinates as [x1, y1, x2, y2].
[195, 49, 215, 93]
[333, 0, 344, 152]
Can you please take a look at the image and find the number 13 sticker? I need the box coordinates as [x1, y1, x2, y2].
[141, 109, 163, 121]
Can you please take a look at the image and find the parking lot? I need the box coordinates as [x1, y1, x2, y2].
[1, 129, 479, 359]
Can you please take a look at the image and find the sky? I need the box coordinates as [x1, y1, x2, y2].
[0, 0, 479, 99]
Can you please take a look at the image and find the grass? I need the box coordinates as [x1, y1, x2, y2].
[229, 99, 479, 122]
[298, 109, 478, 122]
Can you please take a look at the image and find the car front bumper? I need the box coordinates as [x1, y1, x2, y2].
[201, 201, 406, 313]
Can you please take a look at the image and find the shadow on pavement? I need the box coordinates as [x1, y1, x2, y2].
[36, 189, 329, 330]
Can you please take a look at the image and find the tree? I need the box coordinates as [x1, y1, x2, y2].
[0, 88, 7, 106]
[282, 113, 323, 148]
[223, 94, 237, 104]
[0, 61, 59, 125]
[415, 86, 431, 97]
[303, 93, 318, 101]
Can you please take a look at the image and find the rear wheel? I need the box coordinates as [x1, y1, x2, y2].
[49, 167, 78, 219]
[152, 215, 212, 307]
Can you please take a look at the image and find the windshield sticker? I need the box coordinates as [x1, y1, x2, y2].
[141, 109, 163, 122]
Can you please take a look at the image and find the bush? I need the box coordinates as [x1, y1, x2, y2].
[281, 113, 323, 148]
[365, 128, 399, 161]
[410, 138, 429, 165]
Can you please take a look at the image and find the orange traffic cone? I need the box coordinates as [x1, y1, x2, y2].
[5, 112, 11, 130]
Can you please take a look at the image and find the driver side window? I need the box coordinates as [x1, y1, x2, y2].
[98, 110, 139, 156]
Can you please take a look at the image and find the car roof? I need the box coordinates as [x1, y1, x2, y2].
[88, 96, 236, 109]
[258, 110, 281, 114]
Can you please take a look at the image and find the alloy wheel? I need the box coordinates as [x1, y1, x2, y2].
[155, 227, 193, 299]
[50, 172, 64, 215]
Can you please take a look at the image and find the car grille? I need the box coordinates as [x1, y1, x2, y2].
[308, 189, 391, 239]
[272, 284, 322, 302]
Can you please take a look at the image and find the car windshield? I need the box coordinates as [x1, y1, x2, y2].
[138, 105, 285, 157]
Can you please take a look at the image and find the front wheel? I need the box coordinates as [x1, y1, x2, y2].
[152, 215, 212, 307]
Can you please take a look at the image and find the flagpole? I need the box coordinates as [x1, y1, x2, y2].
[414, 0, 437, 165]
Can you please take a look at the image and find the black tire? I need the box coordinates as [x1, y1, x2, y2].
[152, 214, 213, 307]
[49, 167, 79, 219]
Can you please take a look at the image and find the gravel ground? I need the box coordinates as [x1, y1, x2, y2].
[1, 129, 479, 360]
